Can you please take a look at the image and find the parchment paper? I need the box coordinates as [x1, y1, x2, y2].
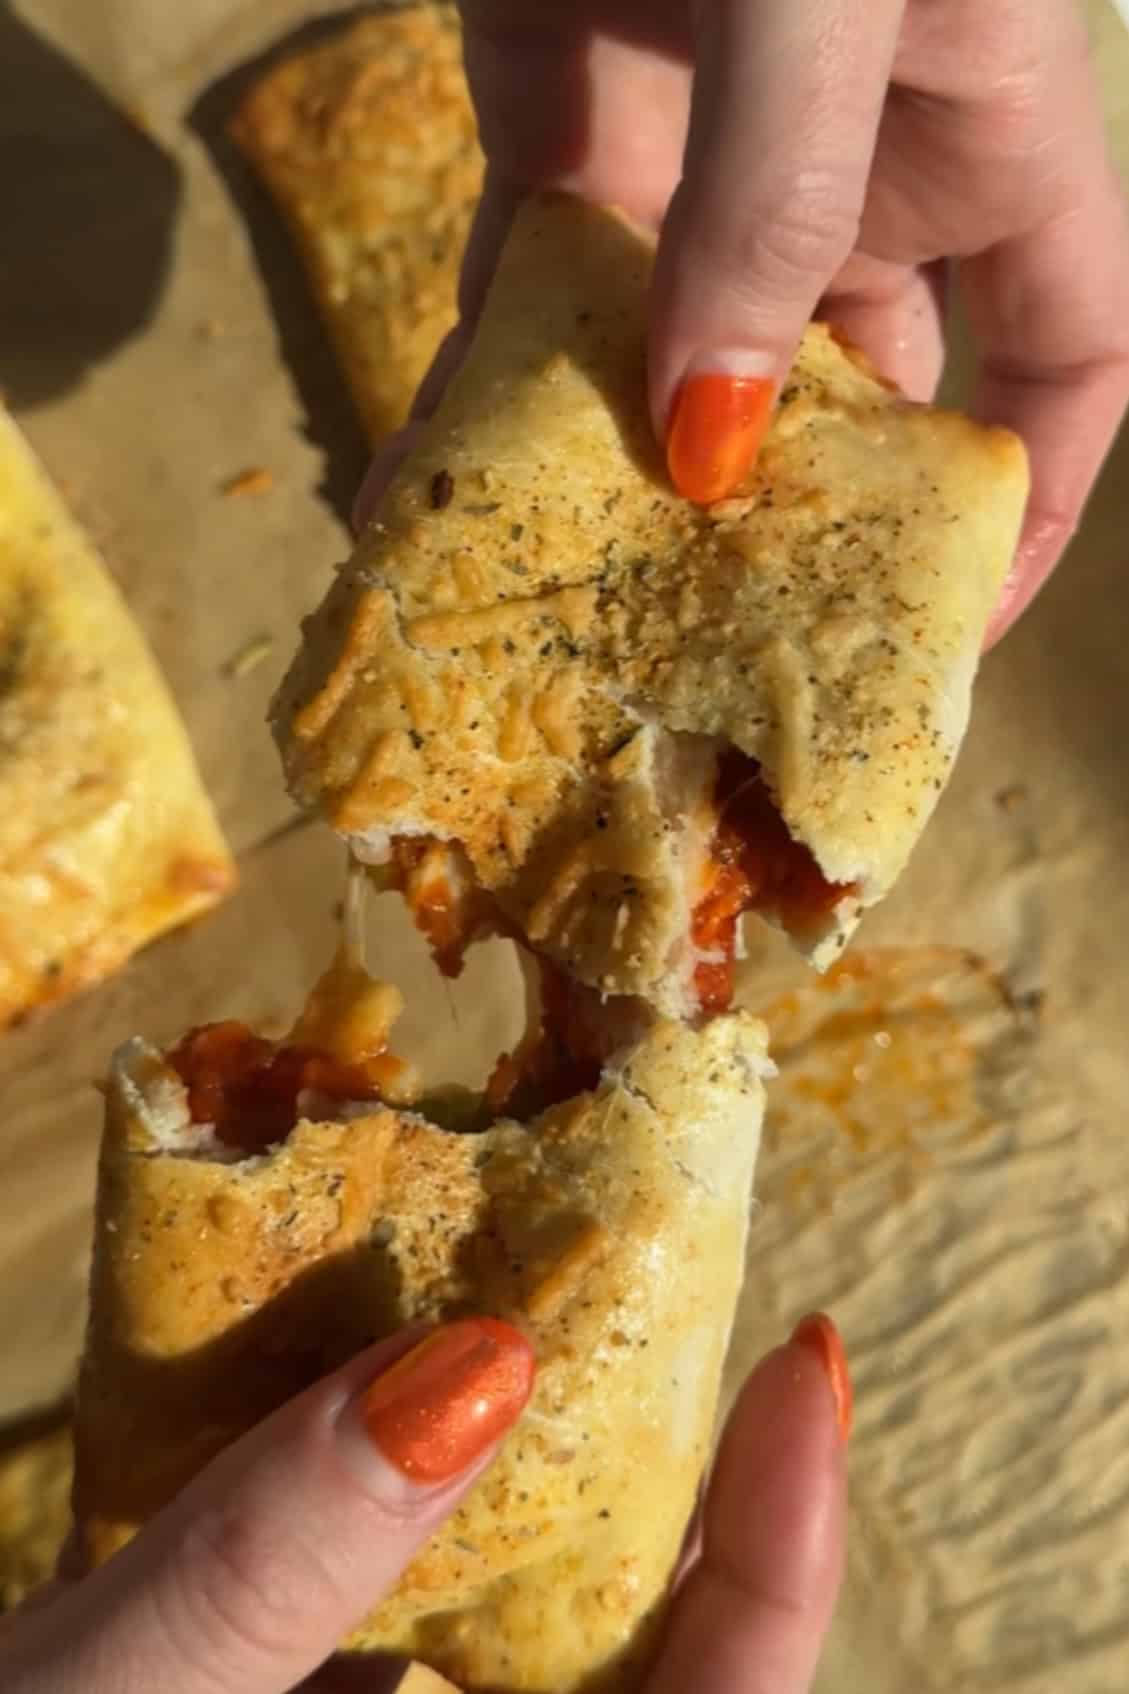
[1, 1, 1127, 1687]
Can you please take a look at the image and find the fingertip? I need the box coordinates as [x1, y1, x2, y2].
[456, 169, 523, 326]
[790, 1311, 853, 1444]
[647, 1333, 847, 1693]
[664, 362, 777, 503]
[352, 422, 426, 533]
[349, 1317, 535, 1491]
[647, 0, 905, 454]
[982, 508, 1075, 649]
[352, 193, 510, 534]
[817, 258, 950, 404]
[703, 1330, 848, 1603]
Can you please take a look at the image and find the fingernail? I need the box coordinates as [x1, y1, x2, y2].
[791, 1312, 853, 1444]
[666, 355, 776, 504]
[356, 1318, 535, 1489]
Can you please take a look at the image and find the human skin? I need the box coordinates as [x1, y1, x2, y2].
[412, 0, 1129, 644]
[0, 1316, 849, 1694]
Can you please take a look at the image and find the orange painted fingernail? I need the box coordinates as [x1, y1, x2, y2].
[666, 366, 775, 504]
[360, 1318, 535, 1485]
[791, 1312, 853, 1444]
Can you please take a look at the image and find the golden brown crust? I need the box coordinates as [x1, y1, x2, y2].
[74, 1010, 769, 1691]
[231, 4, 483, 441]
[274, 195, 1029, 1007]
[0, 406, 235, 1027]
[0, 1418, 72, 1610]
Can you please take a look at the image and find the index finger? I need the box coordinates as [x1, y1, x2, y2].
[651, 0, 905, 494]
[10, 1323, 532, 1694]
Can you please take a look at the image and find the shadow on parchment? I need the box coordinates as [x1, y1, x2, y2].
[76, 1237, 406, 1529]
[0, 1397, 71, 1458]
[187, 2, 676, 526]
[0, 2, 180, 408]
[187, 8, 376, 528]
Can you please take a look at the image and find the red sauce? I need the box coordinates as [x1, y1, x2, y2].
[485, 964, 606, 1119]
[691, 749, 855, 1013]
[691, 861, 750, 1015]
[167, 1021, 389, 1152]
[390, 840, 474, 978]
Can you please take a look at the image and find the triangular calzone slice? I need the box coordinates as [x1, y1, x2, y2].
[275, 194, 1028, 1017]
[230, 3, 482, 442]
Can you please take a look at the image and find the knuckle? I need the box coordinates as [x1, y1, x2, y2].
[691, 168, 863, 300]
[740, 172, 863, 287]
[159, 1504, 345, 1682]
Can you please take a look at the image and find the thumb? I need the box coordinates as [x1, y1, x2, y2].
[652, 0, 905, 503]
[352, 172, 520, 535]
[13, 1320, 533, 1694]
[646, 1314, 850, 1694]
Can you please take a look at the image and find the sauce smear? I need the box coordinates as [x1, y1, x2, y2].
[485, 964, 608, 1119]
[168, 1022, 394, 1152]
[390, 839, 481, 978]
[692, 749, 855, 1013]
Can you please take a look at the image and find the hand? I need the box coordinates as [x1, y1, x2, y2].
[440, 0, 1129, 642]
[0, 1314, 848, 1693]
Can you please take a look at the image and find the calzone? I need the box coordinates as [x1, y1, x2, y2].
[73, 944, 770, 1692]
[274, 194, 1029, 1019]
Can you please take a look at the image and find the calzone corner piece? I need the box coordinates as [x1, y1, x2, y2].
[274, 193, 1029, 1020]
[231, 2, 482, 442]
[0, 404, 235, 1025]
[73, 944, 771, 1693]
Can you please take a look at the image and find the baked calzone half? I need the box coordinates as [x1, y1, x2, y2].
[73, 941, 769, 1692]
[274, 194, 1028, 1019]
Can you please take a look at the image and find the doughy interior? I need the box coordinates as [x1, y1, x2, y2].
[355, 736, 856, 1017]
[142, 740, 848, 1160]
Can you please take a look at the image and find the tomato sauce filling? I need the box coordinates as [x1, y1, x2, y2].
[692, 749, 856, 1014]
[168, 972, 609, 1146]
[167, 1022, 399, 1153]
[385, 840, 613, 1119]
[389, 839, 484, 979]
[484, 964, 610, 1120]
